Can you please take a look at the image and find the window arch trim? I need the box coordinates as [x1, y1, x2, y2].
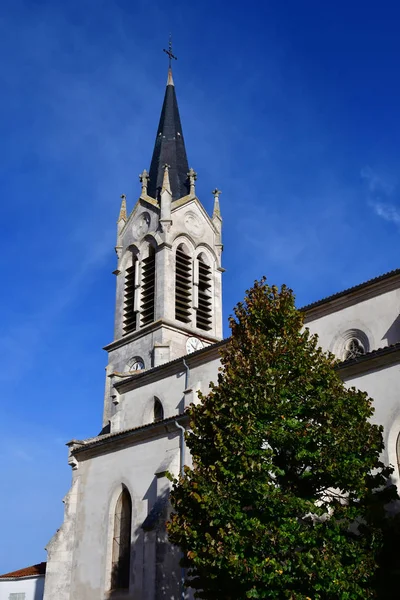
[105, 483, 134, 595]
[332, 328, 370, 361]
[340, 329, 370, 361]
[110, 486, 132, 591]
[153, 397, 164, 422]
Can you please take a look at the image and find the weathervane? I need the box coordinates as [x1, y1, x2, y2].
[163, 35, 177, 68]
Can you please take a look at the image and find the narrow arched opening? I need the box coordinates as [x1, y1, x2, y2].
[154, 397, 164, 422]
[111, 487, 132, 591]
[175, 243, 192, 324]
[196, 253, 212, 331]
[141, 244, 156, 326]
[123, 249, 138, 335]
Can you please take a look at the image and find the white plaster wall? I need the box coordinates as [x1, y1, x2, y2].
[0, 576, 45, 600]
[117, 355, 220, 431]
[306, 288, 400, 358]
[68, 433, 182, 600]
[43, 478, 79, 600]
[344, 364, 400, 488]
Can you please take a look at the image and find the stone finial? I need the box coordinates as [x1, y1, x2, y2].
[162, 164, 171, 194]
[188, 168, 197, 196]
[212, 188, 222, 218]
[139, 169, 150, 195]
[118, 194, 127, 222]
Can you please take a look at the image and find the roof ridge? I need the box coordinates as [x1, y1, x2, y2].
[0, 562, 46, 579]
[300, 268, 400, 312]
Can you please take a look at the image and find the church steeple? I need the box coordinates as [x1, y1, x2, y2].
[147, 53, 189, 201]
[104, 45, 224, 429]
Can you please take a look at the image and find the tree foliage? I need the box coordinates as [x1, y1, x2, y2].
[167, 279, 398, 599]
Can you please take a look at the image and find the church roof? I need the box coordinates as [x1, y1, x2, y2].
[147, 68, 190, 201]
[301, 268, 400, 314]
[0, 562, 46, 579]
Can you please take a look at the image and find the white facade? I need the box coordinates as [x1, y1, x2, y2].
[43, 266, 400, 600]
[44, 70, 226, 599]
[0, 575, 45, 600]
[42, 68, 400, 600]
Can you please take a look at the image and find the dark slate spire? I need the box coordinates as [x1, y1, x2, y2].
[148, 68, 190, 201]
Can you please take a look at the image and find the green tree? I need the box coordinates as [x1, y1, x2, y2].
[167, 279, 398, 599]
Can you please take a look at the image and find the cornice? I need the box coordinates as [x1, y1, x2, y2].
[336, 342, 400, 379]
[104, 319, 221, 353]
[114, 338, 226, 393]
[302, 270, 400, 322]
[71, 413, 189, 460]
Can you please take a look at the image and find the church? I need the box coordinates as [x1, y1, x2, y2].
[41, 55, 400, 600]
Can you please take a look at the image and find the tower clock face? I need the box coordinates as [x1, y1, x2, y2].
[130, 359, 145, 371]
[186, 336, 204, 354]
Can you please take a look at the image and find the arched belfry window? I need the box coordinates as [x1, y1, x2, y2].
[111, 487, 132, 591]
[175, 244, 192, 324]
[154, 397, 164, 422]
[123, 251, 138, 335]
[141, 245, 156, 327]
[196, 253, 212, 331]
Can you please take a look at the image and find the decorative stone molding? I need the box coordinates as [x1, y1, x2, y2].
[332, 328, 370, 361]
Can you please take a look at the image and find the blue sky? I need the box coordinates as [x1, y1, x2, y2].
[1, 0, 400, 573]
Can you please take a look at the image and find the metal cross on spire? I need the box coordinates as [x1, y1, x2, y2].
[163, 35, 177, 68]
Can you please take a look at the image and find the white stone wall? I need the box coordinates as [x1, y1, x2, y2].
[63, 432, 183, 600]
[305, 286, 400, 359]
[344, 363, 400, 487]
[113, 353, 220, 433]
[44, 271, 400, 600]
[0, 576, 45, 600]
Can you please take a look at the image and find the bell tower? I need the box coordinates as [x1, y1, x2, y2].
[102, 52, 223, 426]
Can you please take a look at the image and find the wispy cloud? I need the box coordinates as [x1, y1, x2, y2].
[362, 166, 400, 227]
[370, 201, 400, 226]
[361, 166, 395, 196]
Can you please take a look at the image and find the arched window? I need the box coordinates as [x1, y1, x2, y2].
[175, 244, 192, 324]
[196, 253, 212, 331]
[336, 329, 369, 361]
[123, 252, 138, 335]
[111, 488, 132, 591]
[343, 338, 366, 360]
[141, 245, 156, 326]
[154, 397, 164, 422]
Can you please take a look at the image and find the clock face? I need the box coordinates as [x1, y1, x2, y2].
[130, 359, 145, 371]
[186, 336, 204, 354]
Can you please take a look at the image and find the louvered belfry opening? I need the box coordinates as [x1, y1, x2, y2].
[196, 256, 212, 331]
[141, 246, 156, 326]
[175, 244, 192, 323]
[123, 257, 137, 335]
